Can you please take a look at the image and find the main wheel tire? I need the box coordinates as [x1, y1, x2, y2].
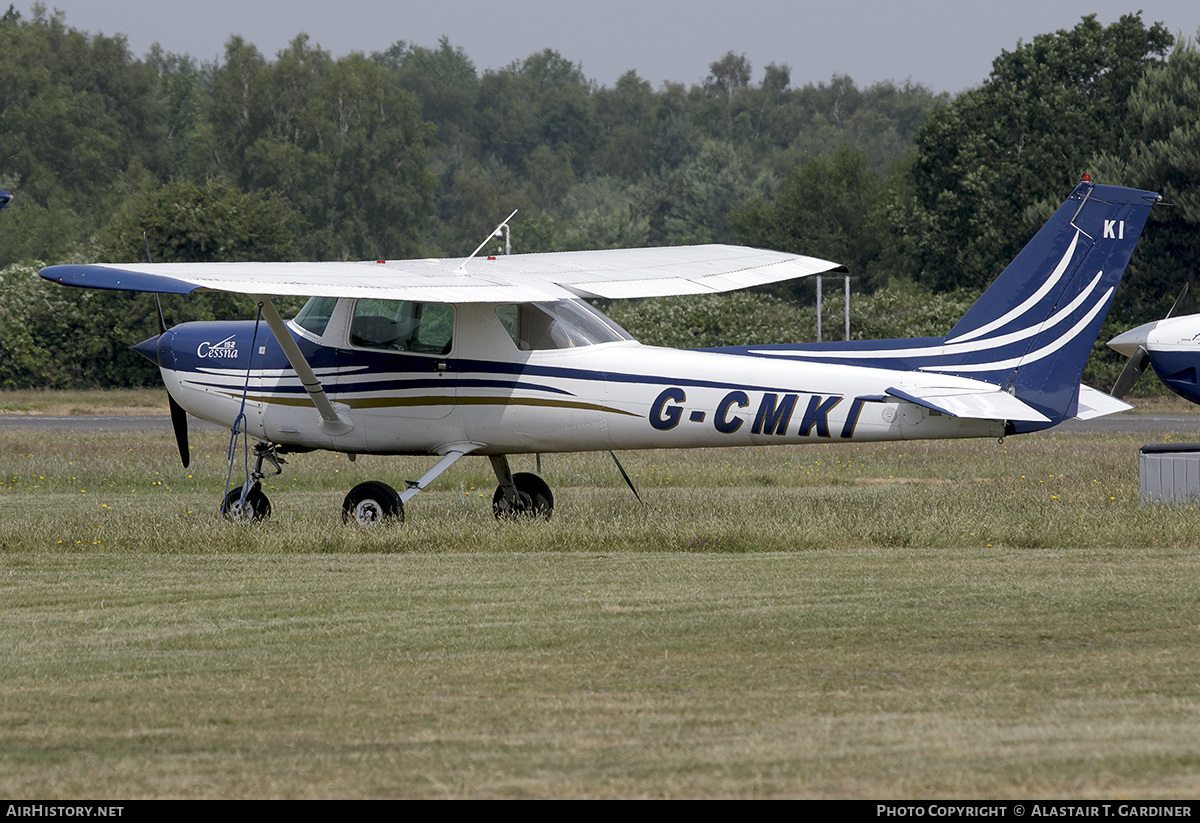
[492, 472, 553, 520]
[342, 481, 403, 527]
[221, 484, 272, 524]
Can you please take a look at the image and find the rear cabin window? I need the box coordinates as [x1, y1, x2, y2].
[349, 299, 454, 354]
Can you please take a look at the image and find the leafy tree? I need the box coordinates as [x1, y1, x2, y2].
[593, 71, 659, 178]
[649, 86, 700, 172]
[375, 37, 479, 146]
[0, 177, 302, 390]
[434, 158, 532, 256]
[0, 5, 167, 266]
[0, 263, 157, 387]
[2, 174, 293, 387]
[210, 36, 436, 259]
[94, 178, 298, 263]
[658, 139, 772, 245]
[526, 144, 577, 208]
[554, 178, 649, 251]
[733, 144, 884, 280]
[606, 279, 977, 349]
[204, 36, 269, 187]
[1093, 39, 1200, 323]
[902, 13, 1173, 291]
[704, 51, 753, 102]
[476, 50, 597, 177]
[146, 45, 208, 178]
[606, 291, 812, 348]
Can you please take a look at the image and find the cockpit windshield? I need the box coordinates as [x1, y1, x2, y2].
[293, 296, 338, 337]
[496, 300, 634, 350]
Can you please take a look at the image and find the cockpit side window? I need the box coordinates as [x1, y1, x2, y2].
[293, 296, 338, 337]
[349, 299, 454, 354]
[496, 300, 633, 350]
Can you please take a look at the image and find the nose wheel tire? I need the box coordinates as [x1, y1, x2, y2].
[342, 481, 403, 527]
[221, 484, 272, 524]
[493, 472, 553, 520]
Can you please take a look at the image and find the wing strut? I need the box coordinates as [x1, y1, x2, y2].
[252, 294, 353, 436]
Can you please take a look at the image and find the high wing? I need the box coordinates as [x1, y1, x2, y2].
[39, 244, 846, 302]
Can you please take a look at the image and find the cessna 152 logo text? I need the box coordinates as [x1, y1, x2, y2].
[197, 335, 238, 359]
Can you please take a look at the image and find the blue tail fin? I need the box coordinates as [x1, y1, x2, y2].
[933, 180, 1158, 425]
[707, 180, 1159, 428]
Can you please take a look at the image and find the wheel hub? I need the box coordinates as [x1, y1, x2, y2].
[353, 500, 384, 526]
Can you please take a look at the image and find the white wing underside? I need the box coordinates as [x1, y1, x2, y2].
[65, 245, 845, 302]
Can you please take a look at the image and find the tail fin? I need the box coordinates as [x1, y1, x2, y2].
[928, 180, 1158, 426]
[710, 179, 1158, 427]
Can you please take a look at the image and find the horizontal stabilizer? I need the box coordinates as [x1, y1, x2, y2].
[886, 385, 1050, 423]
[1074, 384, 1134, 420]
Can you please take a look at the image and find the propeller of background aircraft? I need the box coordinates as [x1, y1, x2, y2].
[1109, 282, 1191, 400]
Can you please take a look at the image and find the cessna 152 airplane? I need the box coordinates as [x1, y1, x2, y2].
[39, 178, 1158, 526]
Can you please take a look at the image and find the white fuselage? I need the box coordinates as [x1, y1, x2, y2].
[161, 301, 1005, 456]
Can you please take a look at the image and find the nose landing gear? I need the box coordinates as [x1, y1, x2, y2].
[221, 442, 283, 524]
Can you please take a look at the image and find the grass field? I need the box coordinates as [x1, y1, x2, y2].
[2, 396, 1200, 797]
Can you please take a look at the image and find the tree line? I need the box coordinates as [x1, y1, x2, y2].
[0, 6, 1196, 391]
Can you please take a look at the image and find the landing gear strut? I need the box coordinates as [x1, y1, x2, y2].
[490, 455, 553, 520]
[221, 483, 271, 523]
[221, 442, 283, 524]
[220, 444, 553, 525]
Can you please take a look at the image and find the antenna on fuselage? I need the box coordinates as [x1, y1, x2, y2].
[456, 209, 518, 274]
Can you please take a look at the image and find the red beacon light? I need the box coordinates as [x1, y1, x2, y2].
[1081, 172, 1092, 183]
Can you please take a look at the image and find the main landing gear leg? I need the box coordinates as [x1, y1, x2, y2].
[341, 447, 473, 528]
[489, 455, 553, 520]
[222, 441, 284, 524]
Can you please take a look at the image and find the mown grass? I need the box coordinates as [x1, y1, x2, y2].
[4, 424, 1200, 553]
[3, 421, 1200, 797]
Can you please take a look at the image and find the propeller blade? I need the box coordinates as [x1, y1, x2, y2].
[168, 392, 190, 468]
[1111, 345, 1150, 399]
